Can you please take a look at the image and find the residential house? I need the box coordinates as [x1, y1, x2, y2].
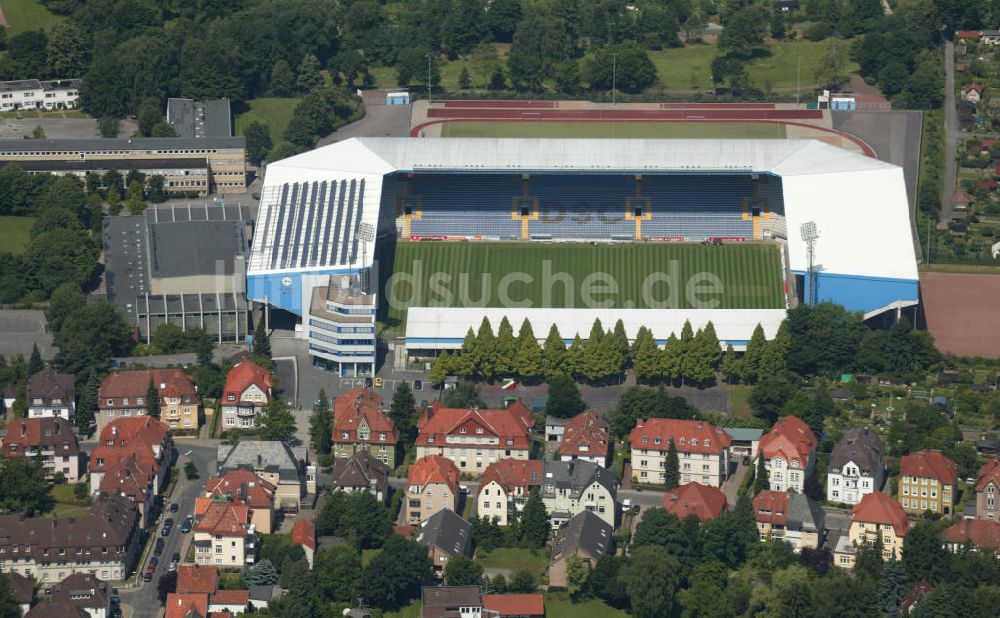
[415, 401, 534, 476]
[247, 585, 280, 611]
[217, 441, 316, 511]
[963, 83, 985, 103]
[210, 589, 250, 614]
[175, 564, 219, 595]
[332, 388, 399, 467]
[630, 418, 732, 487]
[753, 490, 825, 552]
[983, 29, 1000, 45]
[89, 416, 171, 496]
[663, 482, 727, 522]
[415, 509, 472, 576]
[1, 417, 82, 482]
[481, 594, 545, 618]
[421, 586, 482, 618]
[827, 428, 885, 506]
[558, 411, 611, 467]
[26, 368, 75, 422]
[833, 492, 909, 569]
[0, 497, 141, 583]
[900, 581, 933, 614]
[549, 510, 613, 587]
[50, 573, 110, 618]
[98, 452, 156, 528]
[943, 518, 1000, 554]
[899, 449, 958, 515]
[405, 455, 460, 525]
[0, 79, 80, 111]
[205, 469, 276, 534]
[5, 572, 34, 616]
[329, 450, 391, 503]
[192, 500, 255, 567]
[978, 459, 1000, 521]
[540, 460, 616, 529]
[97, 370, 199, 432]
[759, 415, 816, 493]
[164, 593, 209, 618]
[25, 603, 88, 618]
[477, 459, 543, 526]
[220, 361, 273, 430]
[292, 519, 316, 568]
[957, 30, 982, 42]
[724, 428, 763, 462]
[544, 416, 565, 442]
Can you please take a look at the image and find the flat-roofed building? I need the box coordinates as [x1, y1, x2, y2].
[166, 98, 233, 139]
[307, 275, 376, 377]
[0, 136, 246, 194]
[104, 204, 252, 343]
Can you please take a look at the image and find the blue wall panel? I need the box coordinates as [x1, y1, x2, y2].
[248, 269, 356, 317]
[792, 271, 919, 314]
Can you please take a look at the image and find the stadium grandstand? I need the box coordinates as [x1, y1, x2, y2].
[247, 137, 918, 374]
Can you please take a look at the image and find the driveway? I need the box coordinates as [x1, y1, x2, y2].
[0, 310, 55, 360]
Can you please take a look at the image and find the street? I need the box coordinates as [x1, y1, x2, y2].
[940, 38, 959, 229]
[117, 441, 220, 618]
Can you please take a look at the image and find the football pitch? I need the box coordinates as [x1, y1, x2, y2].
[439, 121, 787, 139]
[379, 241, 786, 327]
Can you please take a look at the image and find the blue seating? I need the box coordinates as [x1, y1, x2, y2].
[388, 173, 786, 241]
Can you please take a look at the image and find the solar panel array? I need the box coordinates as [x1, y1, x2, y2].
[252, 179, 366, 271]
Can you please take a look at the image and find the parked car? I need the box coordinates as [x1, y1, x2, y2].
[143, 567, 154, 582]
[171, 552, 180, 563]
[154, 539, 164, 556]
[149, 557, 159, 567]
[413, 379, 422, 390]
[374, 377, 383, 388]
[169, 502, 179, 513]
[168, 560, 178, 572]
[180, 516, 193, 533]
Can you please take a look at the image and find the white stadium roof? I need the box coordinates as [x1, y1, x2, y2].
[255, 136, 917, 284]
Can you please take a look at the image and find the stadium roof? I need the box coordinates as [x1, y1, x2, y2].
[253, 137, 918, 318]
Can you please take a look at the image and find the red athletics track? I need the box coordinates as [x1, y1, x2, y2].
[410, 112, 877, 158]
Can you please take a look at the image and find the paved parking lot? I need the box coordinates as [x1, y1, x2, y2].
[0, 310, 56, 360]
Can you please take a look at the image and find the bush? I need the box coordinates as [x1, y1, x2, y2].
[73, 483, 89, 502]
[184, 461, 199, 480]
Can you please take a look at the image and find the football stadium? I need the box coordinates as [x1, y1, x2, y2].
[247, 137, 919, 376]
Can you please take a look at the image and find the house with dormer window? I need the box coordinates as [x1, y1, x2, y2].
[220, 361, 273, 430]
[759, 415, 816, 493]
[629, 418, 731, 487]
[332, 388, 399, 467]
[415, 401, 533, 476]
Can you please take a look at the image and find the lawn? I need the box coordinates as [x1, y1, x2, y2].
[384, 602, 421, 618]
[235, 97, 300, 142]
[442, 120, 786, 139]
[1, 0, 64, 35]
[544, 593, 629, 618]
[0, 216, 35, 254]
[361, 548, 381, 567]
[729, 384, 753, 419]
[649, 38, 859, 91]
[477, 547, 549, 579]
[381, 242, 786, 327]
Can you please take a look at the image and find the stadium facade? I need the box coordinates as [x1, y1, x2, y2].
[248, 137, 919, 373]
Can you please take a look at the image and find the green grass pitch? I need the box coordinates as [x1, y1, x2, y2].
[0, 216, 35, 254]
[379, 241, 785, 327]
[440, 121, 787, 139]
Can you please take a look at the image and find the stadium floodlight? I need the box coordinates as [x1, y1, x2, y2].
[800, 221, 819, 306]
[358, 222, 376, 293]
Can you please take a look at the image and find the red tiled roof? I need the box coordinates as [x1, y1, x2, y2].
[222, 361, 272, 405]
[663, 482, 727, 521]
[958, 30, 981, 40]
[408, 455, 460, 493]
[753, 490, 789, 527]
[981, 139, 997, 148]
[204, 470, 275, 510]
[954, 191, 973, 204]
[165, 593, 209, 618]
[976, 180, 997, 190]
[333, 388, 399, 446]
[176, 565, 219, 595]
[99, 370, 198, 408]
[99, 452, 154, 503]
[210, 589, 249, 605]
[943, 518, 1000, 551]
[394, 525, 416, 537]
[900, 581, 933, 613]
[417, 401, 533, 451]
[2, 417, 80, 456]
[963, 82, 985, 94]
[477, 459, 543, 500]
[194, 501, 250, 537]
[630, 418, 731, 454]
[481, 593, 545, 616]
[559, 411, 610, 459]
[759, 416, 816, 468]
[977, 459, 1000, 492]
[97, 416, 169, 448]
[89, 444, 159, 477]
[899, 450, 957, 485]
[292, 519, 315, 550]
[852, 492, 909, 537]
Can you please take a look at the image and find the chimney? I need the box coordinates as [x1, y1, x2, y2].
[20, 423, 26, 437]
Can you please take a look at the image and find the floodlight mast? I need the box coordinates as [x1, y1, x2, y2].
[800, 221, 819, 306]
[358, 222, 376, 293]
